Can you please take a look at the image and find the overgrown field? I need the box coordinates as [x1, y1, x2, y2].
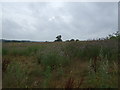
[2, 39, 118, 88]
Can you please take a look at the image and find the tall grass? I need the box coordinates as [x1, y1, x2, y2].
[36, 45, 70, 69]
[3, 61, 29, 88]
[64, 41, 117, 61]
[43, 66, 52, 88]
[2, 48, 9, 55]
[64, 42, 100, 60]
[2, 45, 44, 56]
[2, 39, 118, 88]
[87, 47, 118, 88]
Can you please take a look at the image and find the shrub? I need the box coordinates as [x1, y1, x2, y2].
[70, 39, 75, 42]
[54, 35, 62, 42]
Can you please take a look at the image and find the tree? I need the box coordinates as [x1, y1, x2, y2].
[114, 31, 120, 40]
[70, 39, 75, 42]
[54, 35, 62, 42]
[76, 39, 79, 42]
[108, 31, 120, 40]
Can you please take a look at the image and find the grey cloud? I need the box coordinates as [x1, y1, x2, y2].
[2, 2, 118, 41]
[2, 19, 22, 39]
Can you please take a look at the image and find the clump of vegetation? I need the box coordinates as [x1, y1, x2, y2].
[27, 45, 45, 55]
[70, 39, 75, 42]
[2, 59, 11, 72]
[43, 66, 52, 88]
[65, 77, 74, 88]
[36, 46, 70, 70]
[54, 35, 62, 42]
[65, 77, 84, 88]
[2, 32, 118, 88]
[107, 31, 120, 40]
[2, 48, 9, 56]
[3, 61, 29, 88]
[10, 48, 30, 56]
[87, 47, 118, 88]
[64, 42, 101, 60]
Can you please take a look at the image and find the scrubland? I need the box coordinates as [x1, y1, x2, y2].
[2, 39, 118, 88]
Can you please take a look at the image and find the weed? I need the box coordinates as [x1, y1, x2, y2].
[65, 77, 74, 88]
[36, 47, 70, 69]
[2, 39, 118, 88]
[2, 48, 9, 56]
[27, 45, 44, 55]
[43, 66, 52, 88]
[56, 65, 64, 78]
[77, 77, 84, 88]
[2, 59, 11, 72]
[3, 61, 29, 88]
[9, 48, 30, 56]
[87, 47, 117, 88]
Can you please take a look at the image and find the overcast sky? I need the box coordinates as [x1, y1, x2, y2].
[1, 2, 118, 41]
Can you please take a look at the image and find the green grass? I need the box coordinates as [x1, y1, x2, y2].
[36, 46, 70, 69]
[3, 61, 29, 88]
[2, 48, 9, 55]
[2, 45, 45, 56]
[87, 49, 118, 88]
[2, 40, 118, 88]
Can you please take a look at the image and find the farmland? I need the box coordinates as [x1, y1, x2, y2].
[2, 39, 118, 88]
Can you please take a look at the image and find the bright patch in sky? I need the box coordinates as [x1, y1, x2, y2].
[49, 16, 56, 21]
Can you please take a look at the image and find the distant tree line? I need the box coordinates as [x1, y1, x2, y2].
[107, 31, 120, 40]
[54, 31, 120, 42]
[92, 31, 120, 41]
[2, 31, 119, 43]
[54, 35, 80, 42]
[66, 39, 79, 42]
[1, 39, 31, 42]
